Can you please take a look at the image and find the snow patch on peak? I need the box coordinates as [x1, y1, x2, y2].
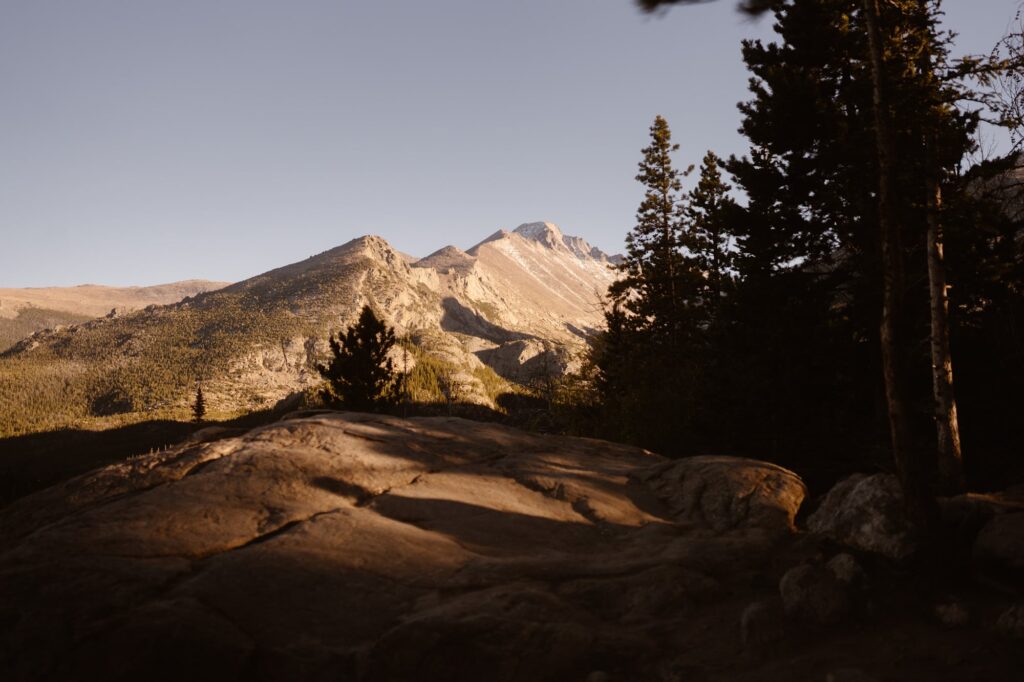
[467, 222, 615, 267]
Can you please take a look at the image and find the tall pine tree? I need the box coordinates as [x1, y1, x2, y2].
[687, 151, 739, 309]
[598, 116, 705, 454]
[610, 115, 696, 339]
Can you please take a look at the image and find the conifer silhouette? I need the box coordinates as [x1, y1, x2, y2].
[192, 384, 206, 423]
[317, 305, 397, 411]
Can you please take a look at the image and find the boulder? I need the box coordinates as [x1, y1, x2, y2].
[996, 603, 1024, 640]
[779, 564, 852, 625]
[939, 489, 1024, 525]
[638, 456, 807, 535]
[740, 598, 786, 648]
[826, 553, 866, 590]
[807, 473, 917, 561]
[974, 512, 1024, 582]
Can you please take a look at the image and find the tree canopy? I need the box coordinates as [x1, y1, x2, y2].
[587, 0, 1024, 503]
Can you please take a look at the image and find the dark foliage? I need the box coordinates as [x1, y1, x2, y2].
[317, 305, 398, 411]
[637, 0, 777, 16]
[192, 385, 206, 423]
[591, 0, 1024, 493]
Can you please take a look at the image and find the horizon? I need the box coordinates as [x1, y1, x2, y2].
[1, 0, 1018, 288]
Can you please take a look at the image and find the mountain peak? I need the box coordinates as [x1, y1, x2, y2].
[415, 245, 476, 274]
[510, 221, 617, 264]
[513, 222, 564, 249]
[344, 235, 406, 265]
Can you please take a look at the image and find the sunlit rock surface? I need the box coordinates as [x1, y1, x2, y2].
[639, 456, 806, 535]
[0, 413, 805, 681]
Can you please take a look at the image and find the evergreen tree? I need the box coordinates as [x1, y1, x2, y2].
[610, 115, 697, 339]
[630, 0, 1024, 496]
[317, 305, 398, 411]
[686, 150, 739, 308]
[726, 1, 980, 487]
[192, 384, 206, 423]
[718, 0, 885, 466]
[597, 116, 706, 454]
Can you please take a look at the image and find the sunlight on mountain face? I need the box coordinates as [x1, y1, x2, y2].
[0, 223, 619, 437]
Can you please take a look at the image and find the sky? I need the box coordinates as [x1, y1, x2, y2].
[1, 0, 1019, 287]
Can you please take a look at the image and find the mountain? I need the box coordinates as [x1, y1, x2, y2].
[0, 223, 617, 436]
[0, 280, 228, 352]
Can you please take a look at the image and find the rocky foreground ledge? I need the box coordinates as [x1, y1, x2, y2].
[0, 413, 1019, 681]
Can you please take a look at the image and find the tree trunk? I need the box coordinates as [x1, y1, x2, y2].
[926, 175, 965, 492]
[863, 0, 935, 528]
[914, 0, 965, 495]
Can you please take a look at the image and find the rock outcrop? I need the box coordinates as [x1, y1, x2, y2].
[807, 473, 918, 561]
[0, 413, 808, 682]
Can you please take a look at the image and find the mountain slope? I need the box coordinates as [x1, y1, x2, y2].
[0, 280, 228, 319]
[0, 280, 228, 351]
[0, 224, 617, 436]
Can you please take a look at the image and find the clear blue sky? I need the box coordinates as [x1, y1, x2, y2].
[1, 0, 1018, 286]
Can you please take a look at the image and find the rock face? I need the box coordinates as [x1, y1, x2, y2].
[807, 473, 917, 561]
[0, 413, 805, 682]
[639, 456, 807, 535]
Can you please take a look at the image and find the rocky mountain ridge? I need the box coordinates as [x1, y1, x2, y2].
[0, 223, 619, 435]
